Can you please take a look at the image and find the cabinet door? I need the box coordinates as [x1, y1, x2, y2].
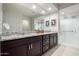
[28, 40, 42, 56]
[4, 45, 28, 56]
[42, 35, 49, 53]
[53, 33, 58, 46]
[49, 34, 54, 48]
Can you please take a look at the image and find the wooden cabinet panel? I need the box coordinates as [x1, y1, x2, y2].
[42, 44, 49, 53]
[49, 34, 54, 48]
[1, 45, 28, 56]
[28, 40, 42, 56]
[9, 45, 28, 56]
[1, 38, 26, 49]
[42, 34, 50, 53]
[1, 38, 28, 56]
[53, 33, 58, 46]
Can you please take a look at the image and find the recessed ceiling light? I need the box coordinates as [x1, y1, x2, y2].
[41, 10, 45, 14]
[48, 7, 52, 11]
[32, 5, 36, 9]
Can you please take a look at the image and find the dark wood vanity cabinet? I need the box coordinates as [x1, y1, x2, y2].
[1, 33, 58, 56]
[1, 36, 42, 56]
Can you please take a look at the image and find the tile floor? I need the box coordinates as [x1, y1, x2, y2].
[43, 45, 79, 56]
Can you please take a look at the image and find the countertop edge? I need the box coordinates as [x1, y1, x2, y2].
[0, 32, 58, 41]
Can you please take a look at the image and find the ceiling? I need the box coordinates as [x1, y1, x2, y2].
[17, 3, 58, 17]
[53, 3, 77, 9]
[3, 3, 79, 18]
[60, 3, 79, 16]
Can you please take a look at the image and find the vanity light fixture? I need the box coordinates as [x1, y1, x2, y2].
[48, 7, 52, 11]
[32, 5, 36, 9]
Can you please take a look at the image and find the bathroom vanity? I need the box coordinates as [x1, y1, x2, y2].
[1, 32, 58, 56]
[0, 3, 59, 56]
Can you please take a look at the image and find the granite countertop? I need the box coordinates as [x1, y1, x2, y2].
[1, 31, 57, 41]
